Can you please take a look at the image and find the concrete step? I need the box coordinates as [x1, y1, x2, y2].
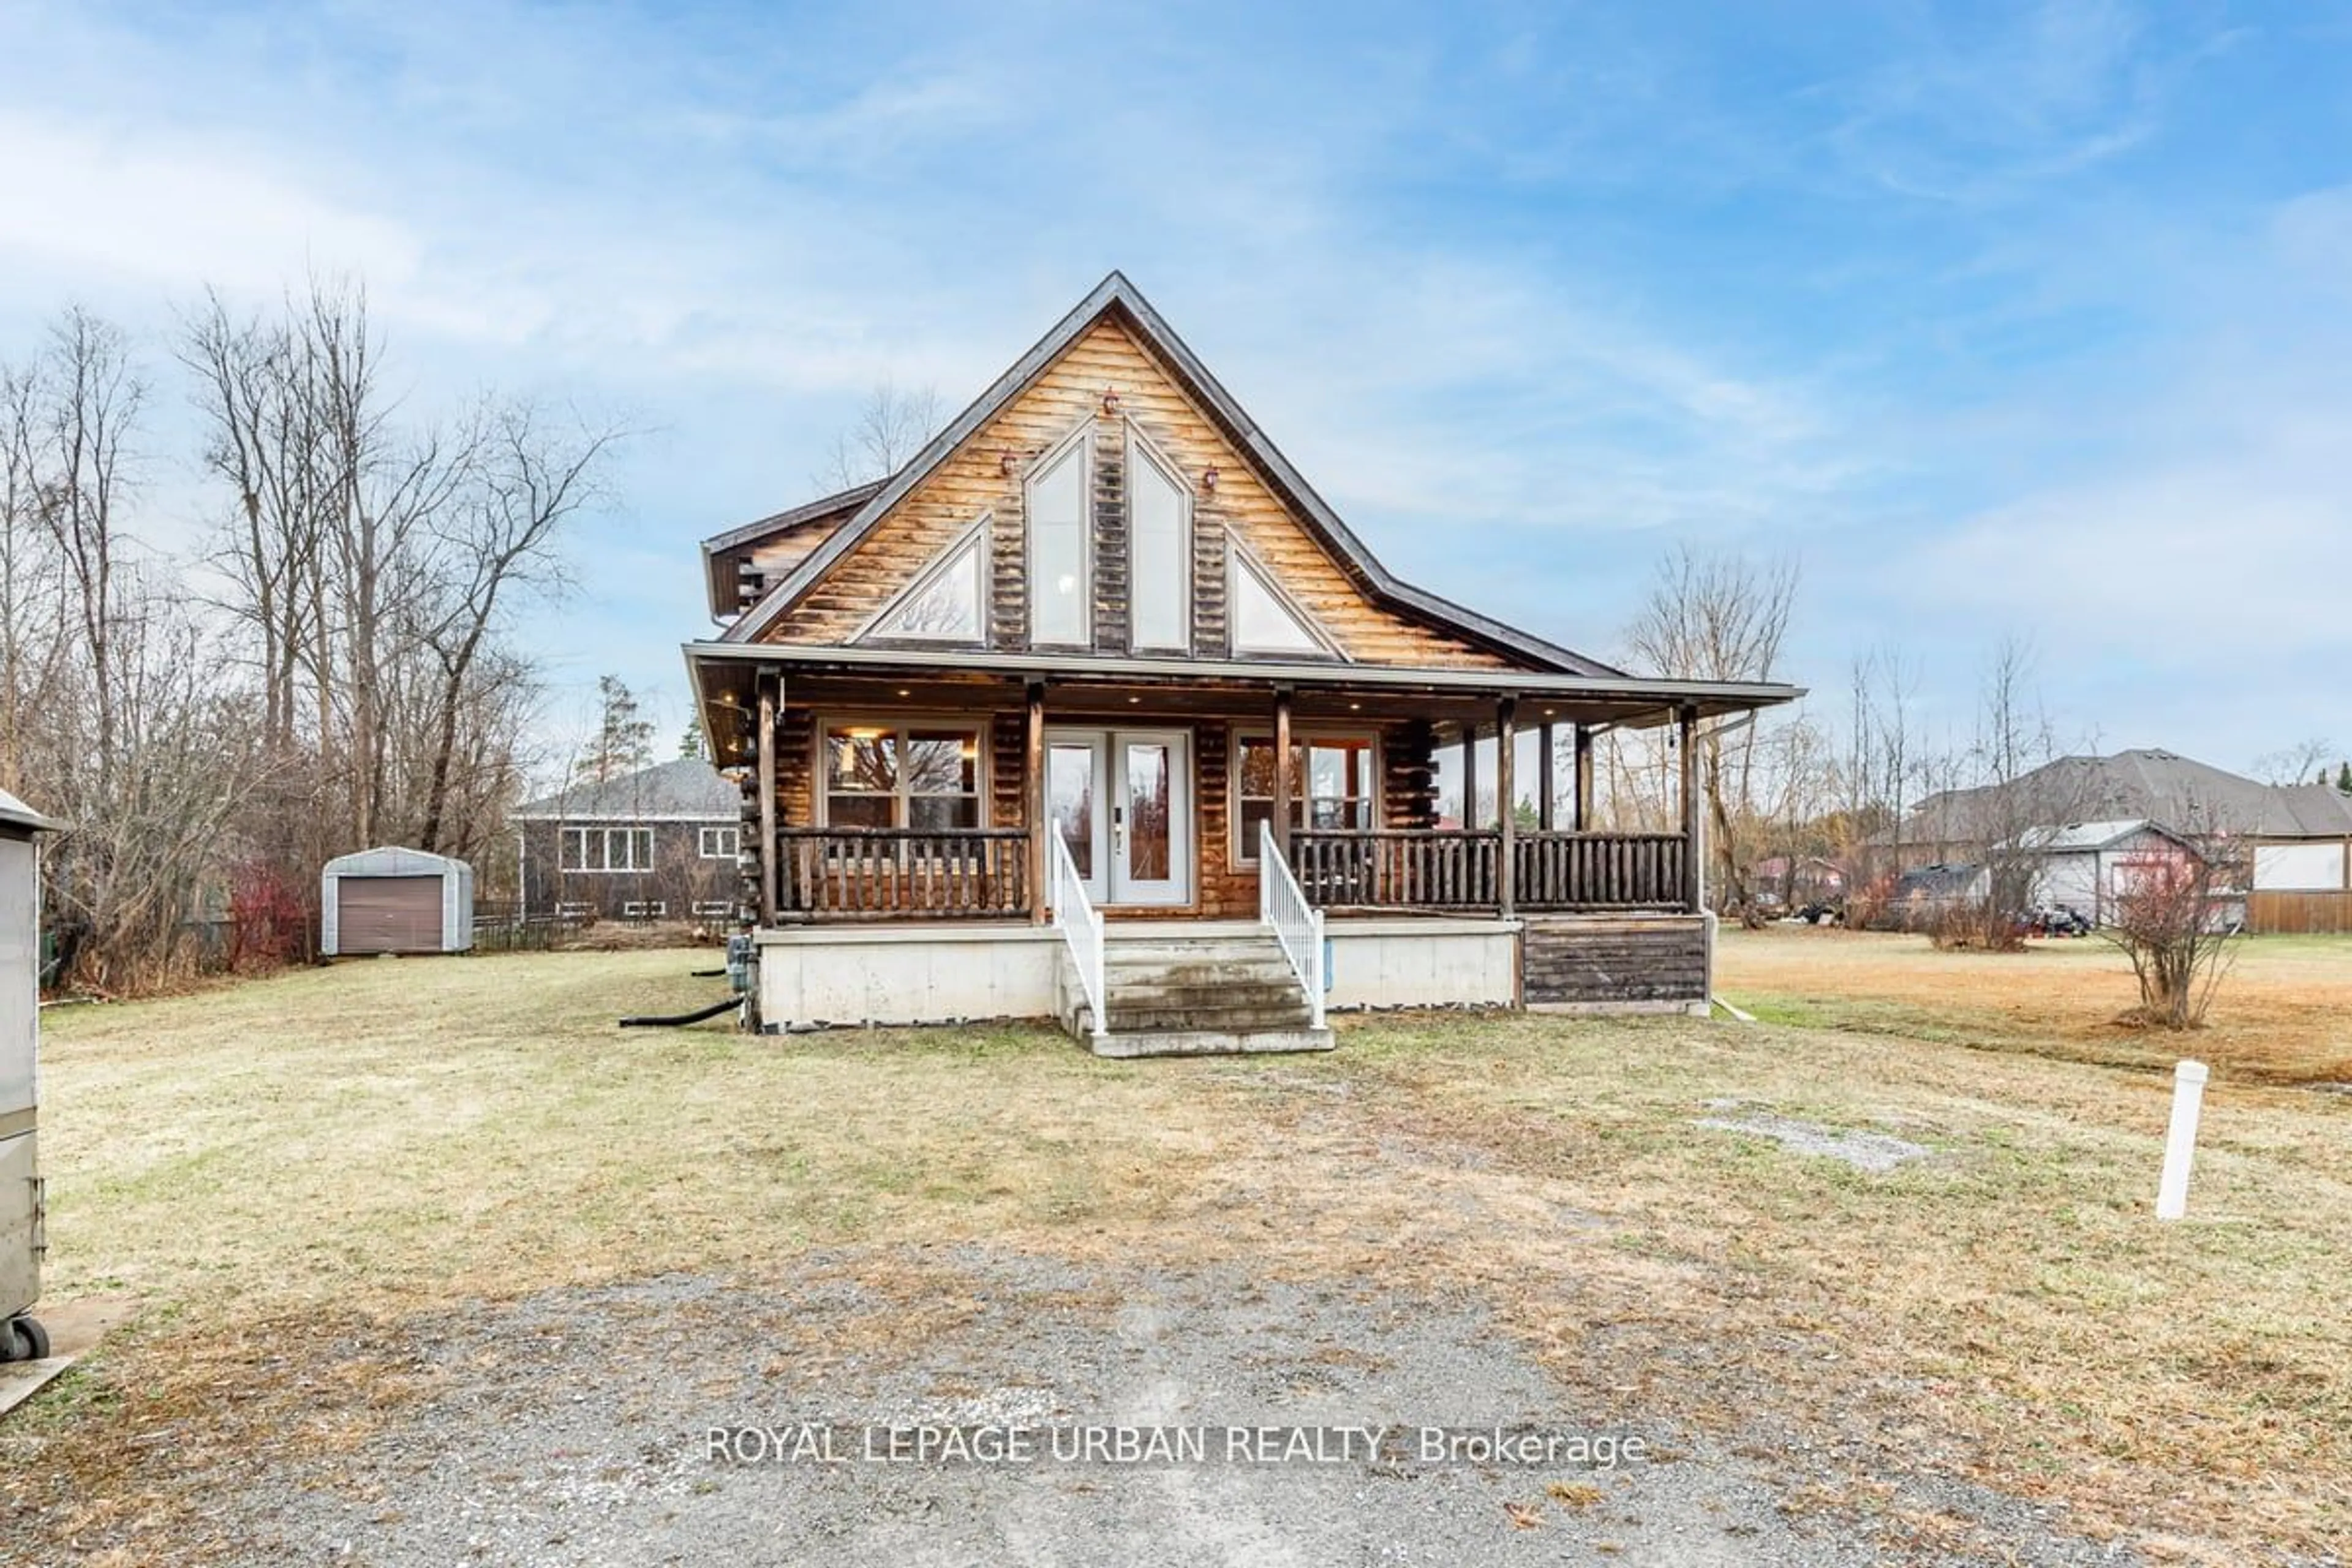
[1089, 1026, 1335, 1059]
[1105, 1005, 1316, 1033]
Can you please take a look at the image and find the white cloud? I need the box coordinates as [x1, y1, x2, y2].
[0, 114, 423, 296]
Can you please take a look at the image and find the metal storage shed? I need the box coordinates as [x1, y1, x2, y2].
[2, 786, 61, 1362]
[321, 847, 475, 957]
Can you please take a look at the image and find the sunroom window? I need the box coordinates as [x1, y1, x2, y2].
[824, 723, 982, 829]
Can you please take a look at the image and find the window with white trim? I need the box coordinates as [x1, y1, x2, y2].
[561, 826, 654, 872]
[698, 825, 739, 859]
[1128, 433, 1189, 652]
[1027, 437, 1090, 646]
[1232, 734, 1377, 864]
[622, 900, 668, 919]
[1229, 545, 1327, 655]
[690, 900, 735, 918]
[823, 722, 983, 829]
[867, 521, 986, 643]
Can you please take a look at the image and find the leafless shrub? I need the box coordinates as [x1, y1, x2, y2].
[2103, 834, 2244, 1029]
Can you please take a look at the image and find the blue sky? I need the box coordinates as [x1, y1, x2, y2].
[2, 0, 2347, 777]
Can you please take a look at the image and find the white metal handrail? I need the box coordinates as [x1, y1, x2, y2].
[1049, 828, 1107, 1043]
[1260, 821, 1326, 1029]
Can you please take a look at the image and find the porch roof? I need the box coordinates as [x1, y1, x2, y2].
[684, 638, 1800, 766]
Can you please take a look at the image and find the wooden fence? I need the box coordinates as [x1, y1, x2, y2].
[2247, 891, 2352, 936]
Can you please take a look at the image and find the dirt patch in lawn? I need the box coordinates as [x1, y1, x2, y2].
[1716, 924, 2352, 1085]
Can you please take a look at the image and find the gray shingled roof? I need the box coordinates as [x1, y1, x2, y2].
[513, 758, 738, 821]
[1903, 749, 2352, 843]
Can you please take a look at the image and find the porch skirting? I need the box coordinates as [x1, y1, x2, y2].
[752, 913, 1708, 1031]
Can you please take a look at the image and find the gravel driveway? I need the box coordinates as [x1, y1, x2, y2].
[195, 1246, 2130, 1567]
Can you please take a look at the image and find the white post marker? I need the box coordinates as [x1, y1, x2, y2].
[2155, 1060, 2209, 1222]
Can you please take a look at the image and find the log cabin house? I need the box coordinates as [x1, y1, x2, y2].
[685, 274, 1800, 1053]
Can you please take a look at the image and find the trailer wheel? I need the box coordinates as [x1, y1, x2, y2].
[4, 1316, 47, 1363]
[2, 1316, 45, 1362]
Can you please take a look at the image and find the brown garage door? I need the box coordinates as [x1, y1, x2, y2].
[337, 875, 443, 955]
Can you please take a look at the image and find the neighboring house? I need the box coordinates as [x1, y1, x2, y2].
[2021, 820, 2217, 927]
[684, 273, 1800, 1050]
[1885, 748, 2352, 934]
[513, 759, 742, 922]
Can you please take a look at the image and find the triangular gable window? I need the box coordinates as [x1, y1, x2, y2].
[1229, 545, 1333, 657]
[864, 521, 987, 643]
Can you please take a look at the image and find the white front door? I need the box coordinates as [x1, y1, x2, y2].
[1046, 728, 1191, 907]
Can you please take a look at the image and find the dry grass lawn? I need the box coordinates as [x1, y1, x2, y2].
[1716, 924, 2352, 1085]
[7, 944, 2350, 1562]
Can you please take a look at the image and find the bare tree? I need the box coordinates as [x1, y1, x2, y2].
[415, 402, 615, 853]
[4, 311, 262, 989]
[2103, 816, 2244, 1028]
[813, 380, 941, 491]
[2251, 737, 2339, 788]
[1624, 546, 1800, 925]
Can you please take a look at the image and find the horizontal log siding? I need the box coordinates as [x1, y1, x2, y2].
[1383, 720, 1439, 831]
[1093, 421, 1129, 654]
[758, 318, 1510, 667]
[775, 707, 817, 826]
[989, 709, 1027, 831]
[1521, 916, 1709, 1007]
[742, 514, 851, 611]
[1194, 722, 1254, 919]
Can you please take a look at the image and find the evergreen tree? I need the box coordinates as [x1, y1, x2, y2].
[575, 676, 655, 785]
[679, 714, 706, 761]
[2337, 761, 2351, 794]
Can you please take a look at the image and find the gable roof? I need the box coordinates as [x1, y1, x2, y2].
[711, 272, 1624, 677]
[1903, 749, 2352, 843]
[0, 786, 62, 836]
[514, 758, 738, 822]
[701, 479, 884, 621]
[2020, 818, 2192, 854]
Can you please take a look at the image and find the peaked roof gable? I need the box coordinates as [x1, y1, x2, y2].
[716, 272, 1622, 677]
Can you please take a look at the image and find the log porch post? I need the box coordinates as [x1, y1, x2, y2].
[1573, 725, 1594, 833]
[1272, 687, 1294, 862]
[1496, 696, 1517, 918]
[756, 671, 779, 927]
[1678, 704, 1702, 913]
[1460, 722, 1479, 831]
[1027, 681, 1047, 924]
[1536, 719, 1555, 834]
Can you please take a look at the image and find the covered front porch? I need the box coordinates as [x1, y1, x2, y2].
[691, 643, 1734, 928]
[686, 643, 1763, 1043]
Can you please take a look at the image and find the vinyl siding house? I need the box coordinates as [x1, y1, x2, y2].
[2023, 820, 2218, 928]
[684, 274, 1801, 1052]
[513, 758, 742, 922]
[1887, 749, 2352, 935]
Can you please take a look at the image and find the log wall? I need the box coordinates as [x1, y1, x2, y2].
[1521, 914, 1709, 1009]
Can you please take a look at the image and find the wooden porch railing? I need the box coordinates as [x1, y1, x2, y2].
[1289, 829, 1500, 909]
[1287, 829, 1689, 913]
[778, 828, 1030, 919]
[1513, 831, 1687, 911]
